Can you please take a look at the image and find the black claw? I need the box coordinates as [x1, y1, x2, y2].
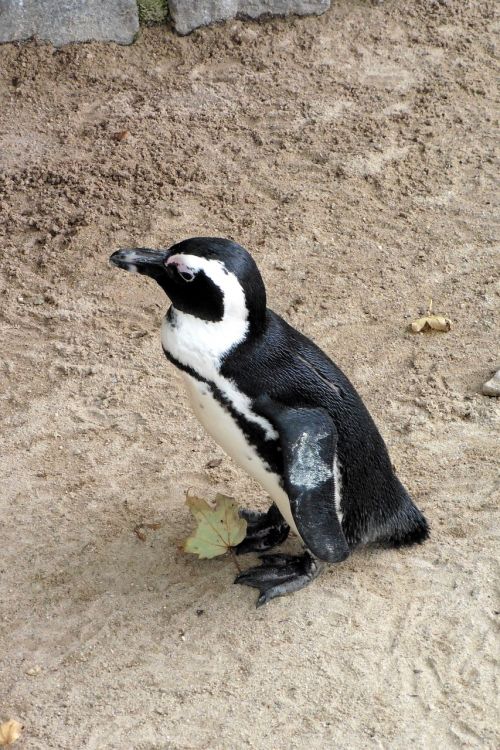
[235, 535, 277, 556]
[258, 553, 298, 566]
[234, 565, 289, 588]
[239, 508, 264, 526]
[235, 505, 290, 555]
[234, 552, 325, 606]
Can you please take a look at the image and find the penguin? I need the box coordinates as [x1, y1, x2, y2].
[110, 237, 429, 607]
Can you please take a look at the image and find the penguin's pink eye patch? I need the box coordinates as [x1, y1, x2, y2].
[167, 255, 195, 282]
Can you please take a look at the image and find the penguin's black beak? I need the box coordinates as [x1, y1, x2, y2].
[109, 248, 170, 275]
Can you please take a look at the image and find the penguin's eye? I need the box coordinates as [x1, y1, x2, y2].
[179, 270, 195, 282]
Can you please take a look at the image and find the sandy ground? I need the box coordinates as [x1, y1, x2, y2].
[0, 1, 499, 748]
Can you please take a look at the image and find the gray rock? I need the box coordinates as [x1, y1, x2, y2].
[168, 0, 330, 36]
[0, 0, 139, 46]
[482, 369, 500, 397]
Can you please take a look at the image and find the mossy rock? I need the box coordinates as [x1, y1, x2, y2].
[137, 0, 168, 25]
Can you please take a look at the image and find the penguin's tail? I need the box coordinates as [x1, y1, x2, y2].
[379, 493, 430, 549]
[387, 504, 430, 548]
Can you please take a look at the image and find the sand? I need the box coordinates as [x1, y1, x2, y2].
[0, 1, 498, 747]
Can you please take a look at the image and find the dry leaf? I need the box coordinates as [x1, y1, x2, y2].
[25, 665, 41, 676]
[183, 493, 247, 559]
[133, 525, 147, 542]
[0, 720, 23, 746]
[133, 521, 161, 541]
[410, 299, 451, 333]
[410, 315, 452, 333]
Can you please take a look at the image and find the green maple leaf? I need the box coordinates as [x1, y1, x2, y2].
[183, 492, 247, 559]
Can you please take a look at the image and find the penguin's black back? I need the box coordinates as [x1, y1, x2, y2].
[221, 309, 429, 549]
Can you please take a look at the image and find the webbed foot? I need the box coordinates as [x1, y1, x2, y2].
[234, 551, 325, 607]
[235, 504, 290, 555]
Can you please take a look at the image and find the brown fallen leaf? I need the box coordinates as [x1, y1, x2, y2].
[0, 720, 23, 746]
[133, 525, 147, 542]
[410, 299, 451, 333]
[133, 521, 162, 541]
[113, 130, 129, 142]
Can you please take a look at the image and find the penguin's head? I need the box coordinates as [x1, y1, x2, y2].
[109, 237, 267, 333]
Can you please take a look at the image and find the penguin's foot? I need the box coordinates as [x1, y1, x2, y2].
[234, 551, 325, 607]
[235, 505, 290, 555]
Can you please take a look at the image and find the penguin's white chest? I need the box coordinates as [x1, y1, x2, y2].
[161, 307, 300, 537]
[181, 373, 300, 537]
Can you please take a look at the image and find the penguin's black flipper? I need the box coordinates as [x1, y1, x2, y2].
[255, 396, 350, 564]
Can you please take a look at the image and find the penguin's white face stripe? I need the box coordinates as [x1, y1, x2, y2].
[162, 253, 248, 367]
[161, 255, 278, 441]
[167, 253, 249, 322]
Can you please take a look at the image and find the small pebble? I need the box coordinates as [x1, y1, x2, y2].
[482, 370, 500, 397]
[205, 458, 222, 469]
